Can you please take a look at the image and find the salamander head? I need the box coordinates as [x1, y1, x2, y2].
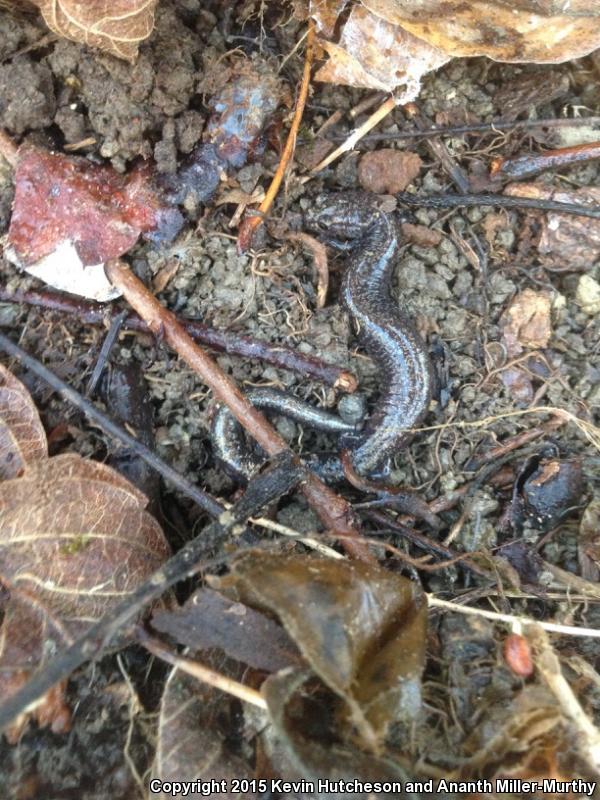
[303, 192, 381, 241]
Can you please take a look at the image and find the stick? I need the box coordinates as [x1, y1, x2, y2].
[0, 453, 304, 733]
[104, 260, 372, 562]
[0, 331, 225, 518]
[397, 191, 600, 220]
[237, 21, 315, 251]
[0, 286, 357, 391]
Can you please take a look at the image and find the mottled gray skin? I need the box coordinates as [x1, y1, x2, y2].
[304, 193, 432, 476]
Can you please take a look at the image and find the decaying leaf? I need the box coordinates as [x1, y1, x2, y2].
[0, 369, 170, 739]
[261, 668, 415, 795]
[151, 587, 302, 673]
[461, 685, 565, 778]
[154, 657, 256, 800]
[358, 0, 600, 64]
[504, 183, 600, 271]
[211, 552, 427, 746]
[313, 4, 449, 97]
[311, 0, 600, 93]
[0, 364, 47, 479]
[501, 289, 552, 358]
[5, 144, 182, 301]
[30, 0, 158, 62]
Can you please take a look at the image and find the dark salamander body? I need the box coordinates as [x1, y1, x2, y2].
[211, 193, 433, 481]
[304, 194, 432, 476]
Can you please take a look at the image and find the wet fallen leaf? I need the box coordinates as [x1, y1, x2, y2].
[313, 3, 449, 97]
[5, 144, 182, 301]
[153, 657, 256, 800]
[0, 364, 47, 479]
[501, 289, 552, 358]
[505, 183, 600, 271]
[30, 0, 158, 62]
[261, 668, 414, 794]
[358, 150, 422, 194]
[151, 587, 302, 673]
[211, 551, 427, 747]
[0, 368, 170, 739]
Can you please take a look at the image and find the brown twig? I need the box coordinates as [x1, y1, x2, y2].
[0, 128, 18, 168]
[491, 140, 600, 182]
[403, 103, 470, 194]
[304, 96, 397, 178]
[0, 286, 357, 392]
[237, 21, 315, 252]
[104, 259, 372, 562]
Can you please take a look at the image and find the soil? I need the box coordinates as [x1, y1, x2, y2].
[0, 1, 599, 797]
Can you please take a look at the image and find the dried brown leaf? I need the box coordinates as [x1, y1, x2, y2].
[30, 0, 158, 62]
[0, 364, 47, 479]
[0, 429, 169, 735]
[311, 0, 600, 94]
[313, 4, 449, 96]
[154, 657, 255, 799]
[359, 0, 600, 64]
[212, 552, 427, 746]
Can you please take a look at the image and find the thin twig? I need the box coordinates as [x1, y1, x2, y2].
[237, 21, 315, 251]
[313, 115, 600, 145]
[136, 630, 267, 709]
[0, 331, 225, 518]
[0, 286, 357, 391]
[304, 96, 397, 178]
[403, 103, 470, 194]
[104, 259, 372, 562]
[397, 191, 600, 221]
[284, 231, 329, 308]
[428, 596, 600, 639]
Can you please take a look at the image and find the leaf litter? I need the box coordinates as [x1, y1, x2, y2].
[0, 0, 600, 795]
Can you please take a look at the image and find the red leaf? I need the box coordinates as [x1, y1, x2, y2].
[8, 146, 168, 267]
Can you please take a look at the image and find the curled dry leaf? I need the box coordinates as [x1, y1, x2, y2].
[30, 0, 158, 62]
[0, 364, 47, 479]
[311, 0, 600, 94]
[211, 551, 427, 747]
[154, 656, 256, 800]
[359, 0, 600, 64]
[5, 144, 182, 301]
[313, 3, 449, 97]
[0, 368, 169, 738]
